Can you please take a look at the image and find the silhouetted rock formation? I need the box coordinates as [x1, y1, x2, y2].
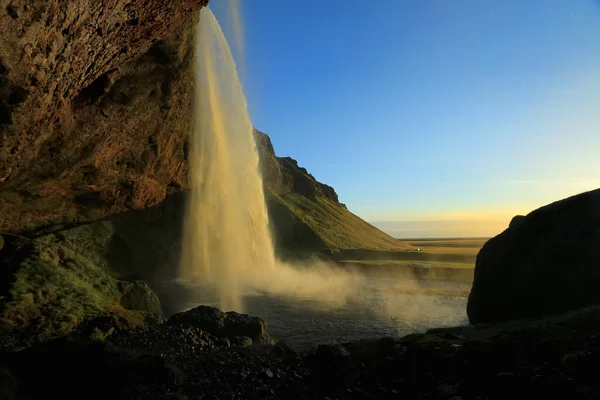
[467, 188, 600, 324]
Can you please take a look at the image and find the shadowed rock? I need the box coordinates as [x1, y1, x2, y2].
[167, 305, 275, 345]
[468, 188, 600, 324]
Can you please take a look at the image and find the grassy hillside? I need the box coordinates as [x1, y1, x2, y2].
[268, 191, 413, 251]
[256, 129, 413, 253]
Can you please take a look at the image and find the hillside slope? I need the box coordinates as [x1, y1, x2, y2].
[255, 130, 413, 253]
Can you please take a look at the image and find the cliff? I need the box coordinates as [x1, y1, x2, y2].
[0, 0, 208, 233]
[0, 0, 412, 348]
[0, 0, 209, 349]
[255, 130, 413, 253]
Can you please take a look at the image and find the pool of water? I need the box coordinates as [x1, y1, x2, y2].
[161, 275, 469, 350]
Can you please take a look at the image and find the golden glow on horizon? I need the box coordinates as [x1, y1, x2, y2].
[372, 219, 513, 239]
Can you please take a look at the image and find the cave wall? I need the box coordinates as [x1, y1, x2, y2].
[0, 0, 208, 232]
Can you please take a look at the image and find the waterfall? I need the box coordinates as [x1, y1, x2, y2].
[178, 6, 359, 313]
[179, 7, 276, 312]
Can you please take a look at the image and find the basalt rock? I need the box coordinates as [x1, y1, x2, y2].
[0, 0, 209, 233]
[467, 188, 600, 324]
[0, 338, 183, 399]
[255, 129, 339, 203]
[167, 305, 275, 345]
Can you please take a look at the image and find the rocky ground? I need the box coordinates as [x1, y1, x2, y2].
[2, 305, 600, 399]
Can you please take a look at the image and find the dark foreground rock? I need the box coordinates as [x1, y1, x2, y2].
[3, 305, 600, 399]
[167, 305, 276, 345]
[468, 188, 600, 324]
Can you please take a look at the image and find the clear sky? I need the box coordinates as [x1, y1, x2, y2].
[211, 0, 600, 238]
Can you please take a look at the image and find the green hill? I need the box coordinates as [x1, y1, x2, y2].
[255, 130, 413, 254]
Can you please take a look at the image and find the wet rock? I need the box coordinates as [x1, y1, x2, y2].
[312, 344, 352, 384]
[167, 305, 275, 345]
[119, 280, 164, 317]
[315, 344, 350, 360]
[109, 324, 222, 358]
[232, 336, 253, 347]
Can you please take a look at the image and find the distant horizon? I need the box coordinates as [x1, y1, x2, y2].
[394, 236, 491, 240]
[370, 218, 512, 239]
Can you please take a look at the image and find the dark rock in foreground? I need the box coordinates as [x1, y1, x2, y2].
[3, 305, 600, 399]
[167, 305, 275, 345]
[468, 188, 600, 324]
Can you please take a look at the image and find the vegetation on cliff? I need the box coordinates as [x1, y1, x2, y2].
[0, 234, 163, 351]
[255, 130, 413, 254]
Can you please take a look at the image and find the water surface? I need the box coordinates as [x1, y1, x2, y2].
[169, 275, 469, 350]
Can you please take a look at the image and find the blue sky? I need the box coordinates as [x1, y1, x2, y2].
[211, 0, 600, 237]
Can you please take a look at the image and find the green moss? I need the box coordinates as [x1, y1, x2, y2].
[0, 236, 160, 345]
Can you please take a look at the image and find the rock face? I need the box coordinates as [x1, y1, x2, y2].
[467, 188, 600, 324]
[0, 0, 208, 232]
[167, 305, 275, 345]
[0, 0, 411, 351]
[255, 129, 339, 203]
[255, 129, 412, 254]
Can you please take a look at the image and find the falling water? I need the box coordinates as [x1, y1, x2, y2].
[179, 7, 276, 312]
[178, 6, 361, 313]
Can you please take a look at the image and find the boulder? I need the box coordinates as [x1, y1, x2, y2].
[467, 188, 600, 324]
[167, 305, 275, 345]
[119, 280, 163, 317]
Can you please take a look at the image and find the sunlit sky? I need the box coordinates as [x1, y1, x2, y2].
[212, 0, 600, 238]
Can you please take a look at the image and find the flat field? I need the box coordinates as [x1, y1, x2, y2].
[403, 238, 488, 259]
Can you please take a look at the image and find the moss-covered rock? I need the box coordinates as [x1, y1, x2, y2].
[0, 234, 163, 350]
[118, 280, 163, 316]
